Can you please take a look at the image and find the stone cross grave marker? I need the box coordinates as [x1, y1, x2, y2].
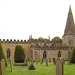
[28, 58, 36, 70]
[56, 58, 63, 75]
[24, 58, 28, 66]
[1, 59, 6, 75]
[31, 58, 33, 65]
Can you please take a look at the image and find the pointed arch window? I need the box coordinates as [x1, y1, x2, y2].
[7, 49, 10, 58]
[43, 51, 47, 58]
[58, 51, 61, 57]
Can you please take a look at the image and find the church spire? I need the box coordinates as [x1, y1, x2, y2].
[63, 6, 75, 36]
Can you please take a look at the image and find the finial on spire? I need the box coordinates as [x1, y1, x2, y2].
[69, 0, 71, 7]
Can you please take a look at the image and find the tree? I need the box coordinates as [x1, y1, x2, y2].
[52, 36, 62, 41]
[0, 41, 7, 66]
[38, 37, 48, 40]
[70, 47, 75, 63]
[14, 45, 26, 63]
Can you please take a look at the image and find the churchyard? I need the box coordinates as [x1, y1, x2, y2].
[0, 42, 75, 75]
[5, 61, 75, 75]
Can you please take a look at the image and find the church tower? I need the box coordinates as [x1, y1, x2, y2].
[62, 6, 75, 46]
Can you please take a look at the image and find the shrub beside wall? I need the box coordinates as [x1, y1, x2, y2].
[14, 45, 26, 63]
[0, 41, 7, 66]
[70, 47, 75, 63]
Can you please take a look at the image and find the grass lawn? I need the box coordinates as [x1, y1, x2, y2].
[6, 62, 75, 75]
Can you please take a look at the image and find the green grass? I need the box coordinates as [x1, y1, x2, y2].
[6, 62, 75, 75]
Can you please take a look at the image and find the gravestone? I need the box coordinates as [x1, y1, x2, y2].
[1, 59, 6, 75]
[28, 58, 35, 70]
[62, 58, 65, 64]
[28, 58, 30, 65]
[10, 58, 13, 72]
[46, 59, 48, 66]
[36, 59, 39, 64]
[67, 60, 71, 65]
[49, 58, 51, 62]
[13, 58, 15, 64]
[53, 58, 56, 65]
[56, 58, 63, 75]
[31, 58, 33, 65]
[0, 61, 1, 75]
[40, 58, 43, 65]
[24, 58, 28, 66]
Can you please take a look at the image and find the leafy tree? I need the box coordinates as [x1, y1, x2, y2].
[70, 47, 75, 63]
[52, 36, 62, 41]
[38, 37, 48, 40]
[14, 45, 26, 63]
[0, 41, 7, 66]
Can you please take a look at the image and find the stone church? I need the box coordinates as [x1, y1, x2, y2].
[1, 6, 75, 61]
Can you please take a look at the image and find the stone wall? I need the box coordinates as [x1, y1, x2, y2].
[2, 42, 31, 61]
[33, 49, 68, 61]
[62, 35, 73, 46]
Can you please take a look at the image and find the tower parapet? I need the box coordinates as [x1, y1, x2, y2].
[1, 39, 27, 44]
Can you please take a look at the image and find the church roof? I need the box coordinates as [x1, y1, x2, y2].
[63, 6, 75, 36]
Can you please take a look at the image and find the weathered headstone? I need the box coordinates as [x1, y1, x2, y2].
[67, 60, 71, 65]
[46, 59, 48, 66]
[0, 61, 1, 75]
[31, 58, 33, 65]
[36, 59, 39, 64]
[28, 58, 30, 65]
[53, 58, 56, 65]
[56, 58, 63, 75]
[13, 58, 15, 64]
[49, 58, 51, 62]
[10, 58, 13, 72]
[62, 58, 65, 64]
[1, 59, 6, 75]
[40, 58, 43, 65]
[24, 58, 28, 66]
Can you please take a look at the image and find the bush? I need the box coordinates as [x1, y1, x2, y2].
[70, 47, 75, 63]
[0, 41, 7, 66]
[14, 45, 26, 63]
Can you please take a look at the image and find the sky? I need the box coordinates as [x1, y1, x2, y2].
[0, 0, 75, 41]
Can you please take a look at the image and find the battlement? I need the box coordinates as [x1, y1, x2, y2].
[0, 39, 27, 44]
[28, 38, 62, 43]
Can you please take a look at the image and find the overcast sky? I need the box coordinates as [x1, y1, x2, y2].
[0, 0, 75, 41]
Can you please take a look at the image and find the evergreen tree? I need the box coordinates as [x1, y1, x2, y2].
[70, 47, 75, 63]
[0, 41, 7, 66]
[14, 45, 26, 63]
